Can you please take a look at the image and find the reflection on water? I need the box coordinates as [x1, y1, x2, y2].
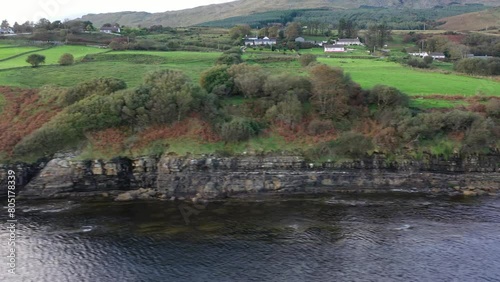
[2, 194, 500, 281]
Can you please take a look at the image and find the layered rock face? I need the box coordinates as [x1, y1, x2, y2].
[2, 153, 499, 200]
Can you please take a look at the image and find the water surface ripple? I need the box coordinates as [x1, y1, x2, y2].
[2, 194, 500, 281]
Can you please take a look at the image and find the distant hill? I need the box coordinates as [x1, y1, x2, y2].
[80, 0, 500, 28]
[438, 7, 500, 30]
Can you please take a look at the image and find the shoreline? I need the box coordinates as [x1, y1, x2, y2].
[1, 153, 499, 201]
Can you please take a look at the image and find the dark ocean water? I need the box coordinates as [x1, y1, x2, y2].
[2, 193, 500, 282]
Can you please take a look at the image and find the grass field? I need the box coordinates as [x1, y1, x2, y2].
[0, 47, 498, 106]
[318, 58, 499, 96]
[0, 46, 44, 60]
[0, 51, 220, 88]
[0, 45, 106, 69]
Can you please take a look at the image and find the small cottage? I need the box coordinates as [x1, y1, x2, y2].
[336, 38, 362, 46]
[324, 44, 345, 53]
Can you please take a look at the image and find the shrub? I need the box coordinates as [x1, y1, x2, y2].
[263, 73, 312, 102]
[64, 78, 127, 106]
[461, 118, 495, 154]
[200, 65, 233, 95]
[307, 119, 335, 136]
[109, 40, 128, 51]
[454, 58, 500, 76]
[265, 94, 303, 126]
[406, 58, 430, 69]
[332, 131, 374, 158]
[228, 64, 267, 98]
[220, 118, 262, 142]
[423, 56, 434, 65]
[368, 85, 410, 110]
[58, 53, 74, 66]
[216, 53, 242, 65]
[298, 54, 317, 67]
[486, 99, 500, 118]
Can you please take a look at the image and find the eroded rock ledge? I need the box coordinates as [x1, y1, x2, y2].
[1, 153, 499, 200]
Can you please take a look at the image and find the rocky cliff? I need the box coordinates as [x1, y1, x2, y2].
[1, 153, 499, 201]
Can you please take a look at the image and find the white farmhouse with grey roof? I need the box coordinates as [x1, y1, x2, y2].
[335, 38, 362, 46]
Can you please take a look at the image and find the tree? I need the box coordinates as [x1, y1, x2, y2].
[1, 20, 9, 29]
[26, 54, 45, 68]
[368, 85, 409, 111]
[258, 27, 268, 37]
[285, 22, 302, 40]
[309, 65, 351, 120]
[345, 19, 358, 38]
[200, 65, 233, 95]
[142, 70, 197, 123]
[364, 23, 391, 51]
[265, 94, 303, 127]
[338, 19, 357, 38]
[58, 53, 74, 66]
[12, 22, 20, 33]
[20, 21, 34, 33]
[338, 19, 347, 38]
[268, 26, 280, 38]
[263, 73, 311, 102]
[228, 64, 267, 98]
[35, 18, 51, 30]
[229, 24, 251, 40]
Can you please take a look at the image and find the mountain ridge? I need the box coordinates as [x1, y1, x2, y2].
[79, 0, 500, 28]
[438, 7, 500, 30]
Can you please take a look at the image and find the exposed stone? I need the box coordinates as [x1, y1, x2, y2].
[3, 152, 497, 200]
[463, 190, 478, 197]
[115, 191, 136, 201]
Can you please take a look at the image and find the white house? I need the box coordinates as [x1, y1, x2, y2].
[0, 27, 14, 34]
[429, 52, 445, 60]
[295, 37, 305, 42]
[409, 52, 429, 58]
[409, 52, 446, 60]
[244, 36, 277, 46]
[336, 38, 362, 46]
[324, 44, 345, 53]
[100, 26, 121, 34]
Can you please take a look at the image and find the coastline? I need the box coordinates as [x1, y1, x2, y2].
[1, 152, 499, 201]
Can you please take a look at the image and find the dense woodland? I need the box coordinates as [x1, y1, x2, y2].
[200, 5, 489, 30]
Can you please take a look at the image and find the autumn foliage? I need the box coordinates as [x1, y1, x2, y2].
[0, 87, 62, 157]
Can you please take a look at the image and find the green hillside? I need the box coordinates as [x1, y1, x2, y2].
[79, 0, 499, 28]
[200, 5, 489, 29]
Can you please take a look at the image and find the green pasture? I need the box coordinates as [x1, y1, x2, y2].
[107, 50, 220, 64]
[0, 46, 43, 60]
[318, 58, 499, 96]
[248, 56, 499, 96]
[0, 47, 497, 109]
[0, 45, 106, 69]
[0, 51, 220, 88]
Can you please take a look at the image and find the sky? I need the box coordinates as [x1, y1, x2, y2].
[1, 0, 236, 25]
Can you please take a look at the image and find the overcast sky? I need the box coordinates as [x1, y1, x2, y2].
[1, 0, 236, 25]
